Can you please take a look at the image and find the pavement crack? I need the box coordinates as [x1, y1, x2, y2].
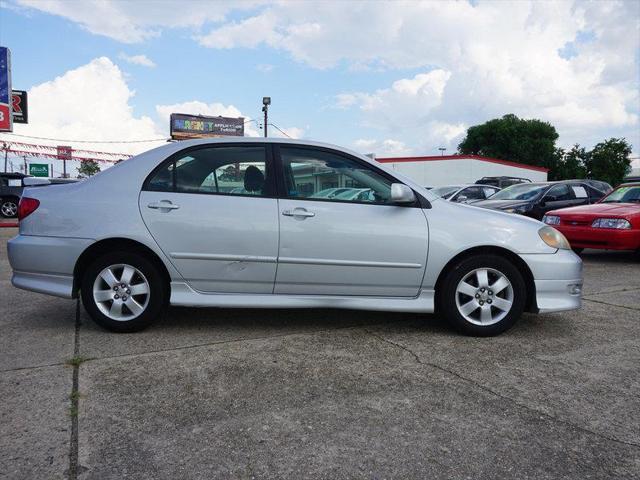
[364, 329, 422, 364]
[583, 298, 640, 312]
[80, 319, 414, 364]
[365, 329, 640, 450]
[66, 299, 81, 480]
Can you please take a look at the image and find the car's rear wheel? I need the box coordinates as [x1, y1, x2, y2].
[439, 255, 526, 336]
[81, 252, 166, 332]
[1, 198, 18, 218]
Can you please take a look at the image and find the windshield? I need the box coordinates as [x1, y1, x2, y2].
[431, 186, 460, 198]
[490, 183, 548, 201]
[601, 185, 640, 203]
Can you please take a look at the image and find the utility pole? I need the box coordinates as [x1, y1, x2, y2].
[262, 97, 271, 138]
[23, 155, 27, 174]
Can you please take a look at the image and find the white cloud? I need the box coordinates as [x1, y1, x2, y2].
[16, 0, 262, 43]
[256, 63, 274, 73]
[13, 0, 640, 154]
[4, 57, 164, 156]
[119, 53, 156, 68]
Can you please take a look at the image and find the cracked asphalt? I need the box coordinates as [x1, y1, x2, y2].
[1, 228, 639, 479]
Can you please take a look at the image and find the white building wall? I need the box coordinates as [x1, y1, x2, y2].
[381, 157, 547, 187]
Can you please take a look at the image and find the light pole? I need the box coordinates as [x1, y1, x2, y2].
[262, 96, 271, 137]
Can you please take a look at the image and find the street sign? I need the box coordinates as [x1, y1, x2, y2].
[29, 163, 49, 177]
[0, 47, 12, 132]
[170, 113, 244, 140]
[57, 145, 72, 160]
[11, 90, 27, 124]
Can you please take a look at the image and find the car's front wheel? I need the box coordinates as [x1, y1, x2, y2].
[439, 255, 526, 336]
[81, 252, 166, 332]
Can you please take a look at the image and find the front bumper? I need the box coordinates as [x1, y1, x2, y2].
[519, 249, 583, 313]
[8, 234, 93, 298]
[556, 225, 639, 251]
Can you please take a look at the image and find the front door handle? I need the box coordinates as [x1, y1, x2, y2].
[148, 201, 180, 210]
[282, 208, 315, 218]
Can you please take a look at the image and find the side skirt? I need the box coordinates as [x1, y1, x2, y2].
[169, 281, 435, 313]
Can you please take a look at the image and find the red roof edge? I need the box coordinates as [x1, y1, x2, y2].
[376, 154, 549, 173]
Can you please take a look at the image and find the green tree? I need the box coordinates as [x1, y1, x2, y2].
[458, 114, 560, 172]
[585, 138, 632, 186]
[554, 144, 588, 181]
[77, 159, 101, 178]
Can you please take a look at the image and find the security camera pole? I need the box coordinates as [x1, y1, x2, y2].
[262, 96, 271, 137]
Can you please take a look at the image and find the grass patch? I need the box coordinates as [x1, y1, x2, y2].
[66, 356, 89, 367]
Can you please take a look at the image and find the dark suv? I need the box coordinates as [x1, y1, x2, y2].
[0, 173, 29, 218]
[472, 180, 609, 220]
[475, 176, 531, 188]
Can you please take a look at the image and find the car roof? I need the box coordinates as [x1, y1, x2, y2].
[619, 182, 640, 187]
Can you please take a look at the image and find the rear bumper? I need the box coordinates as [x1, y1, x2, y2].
[519, 249, 583, 313]
[556, 225, 639, 251]
[8, 234, 92, 298]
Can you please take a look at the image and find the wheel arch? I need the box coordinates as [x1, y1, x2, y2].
[433, 245, 537, 313]
[73, 237, 171, 298]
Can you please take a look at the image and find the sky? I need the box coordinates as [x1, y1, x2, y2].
[0, 0, 639, 173]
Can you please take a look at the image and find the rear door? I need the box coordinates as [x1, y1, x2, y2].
[273, 145, 429, 297]
[139, 144, 279, 294]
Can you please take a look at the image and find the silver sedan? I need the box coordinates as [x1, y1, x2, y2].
[8, 138, 583, 336]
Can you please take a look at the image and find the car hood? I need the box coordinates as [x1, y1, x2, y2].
[547, 203, 640, 219]
[471, 199, 531, 210]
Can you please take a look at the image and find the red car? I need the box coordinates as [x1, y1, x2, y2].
[543, 183, 640, 253]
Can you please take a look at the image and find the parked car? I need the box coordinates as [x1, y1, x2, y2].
[475, 176, 531, 188]
[0, 173, 79, 218]
[472, 180, 608, 220]
[543, 183, 640, 253]
[430, 184, 501, 203]
[8, 138, 583, 336]
[0, 172, 29, 218]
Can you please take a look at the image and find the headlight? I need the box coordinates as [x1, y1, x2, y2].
[538, 226, 571, 250]
[504, 204, 530, 214]
[542, 215, 561, 225]
[591, 218, 631, 229]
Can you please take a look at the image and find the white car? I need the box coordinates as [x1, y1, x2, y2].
[8, 138, 582, 336]
[430, 184, 501, 203]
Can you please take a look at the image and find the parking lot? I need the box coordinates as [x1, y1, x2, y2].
[0, 228, 639, 479]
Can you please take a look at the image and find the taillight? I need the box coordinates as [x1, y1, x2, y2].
[18, 197, 40, 221]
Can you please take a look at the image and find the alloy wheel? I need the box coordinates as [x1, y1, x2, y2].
[455, 267, 514, 326]
[1, 201, 17, 217]
[92, 264, 150, 321]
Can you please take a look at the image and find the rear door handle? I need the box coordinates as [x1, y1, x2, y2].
[282, 208, 315, 218]
[148, 201, 180, 210]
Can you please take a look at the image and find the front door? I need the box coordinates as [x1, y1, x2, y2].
[274, 146, 429, 297]
[139, 144, 279, 294]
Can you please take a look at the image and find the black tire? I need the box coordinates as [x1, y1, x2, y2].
[438, 254, 526, 336]
[572, 247, 584, 255]
[0, 198, 18, 218]
[81, 251, 166, 332]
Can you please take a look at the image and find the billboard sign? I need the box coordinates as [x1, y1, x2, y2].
[29, 163, 49, 177]
[11, 90, 27, 124]
[170, 113, 244, 140]
[57, 145, 73, 160]
[0, 47, 12, 132]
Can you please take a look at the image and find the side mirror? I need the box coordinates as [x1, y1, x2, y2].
[456, 195, 468, 203]
[391, 183, 416, 204]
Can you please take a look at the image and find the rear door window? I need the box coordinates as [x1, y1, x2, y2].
[145, 145, 274, 197]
